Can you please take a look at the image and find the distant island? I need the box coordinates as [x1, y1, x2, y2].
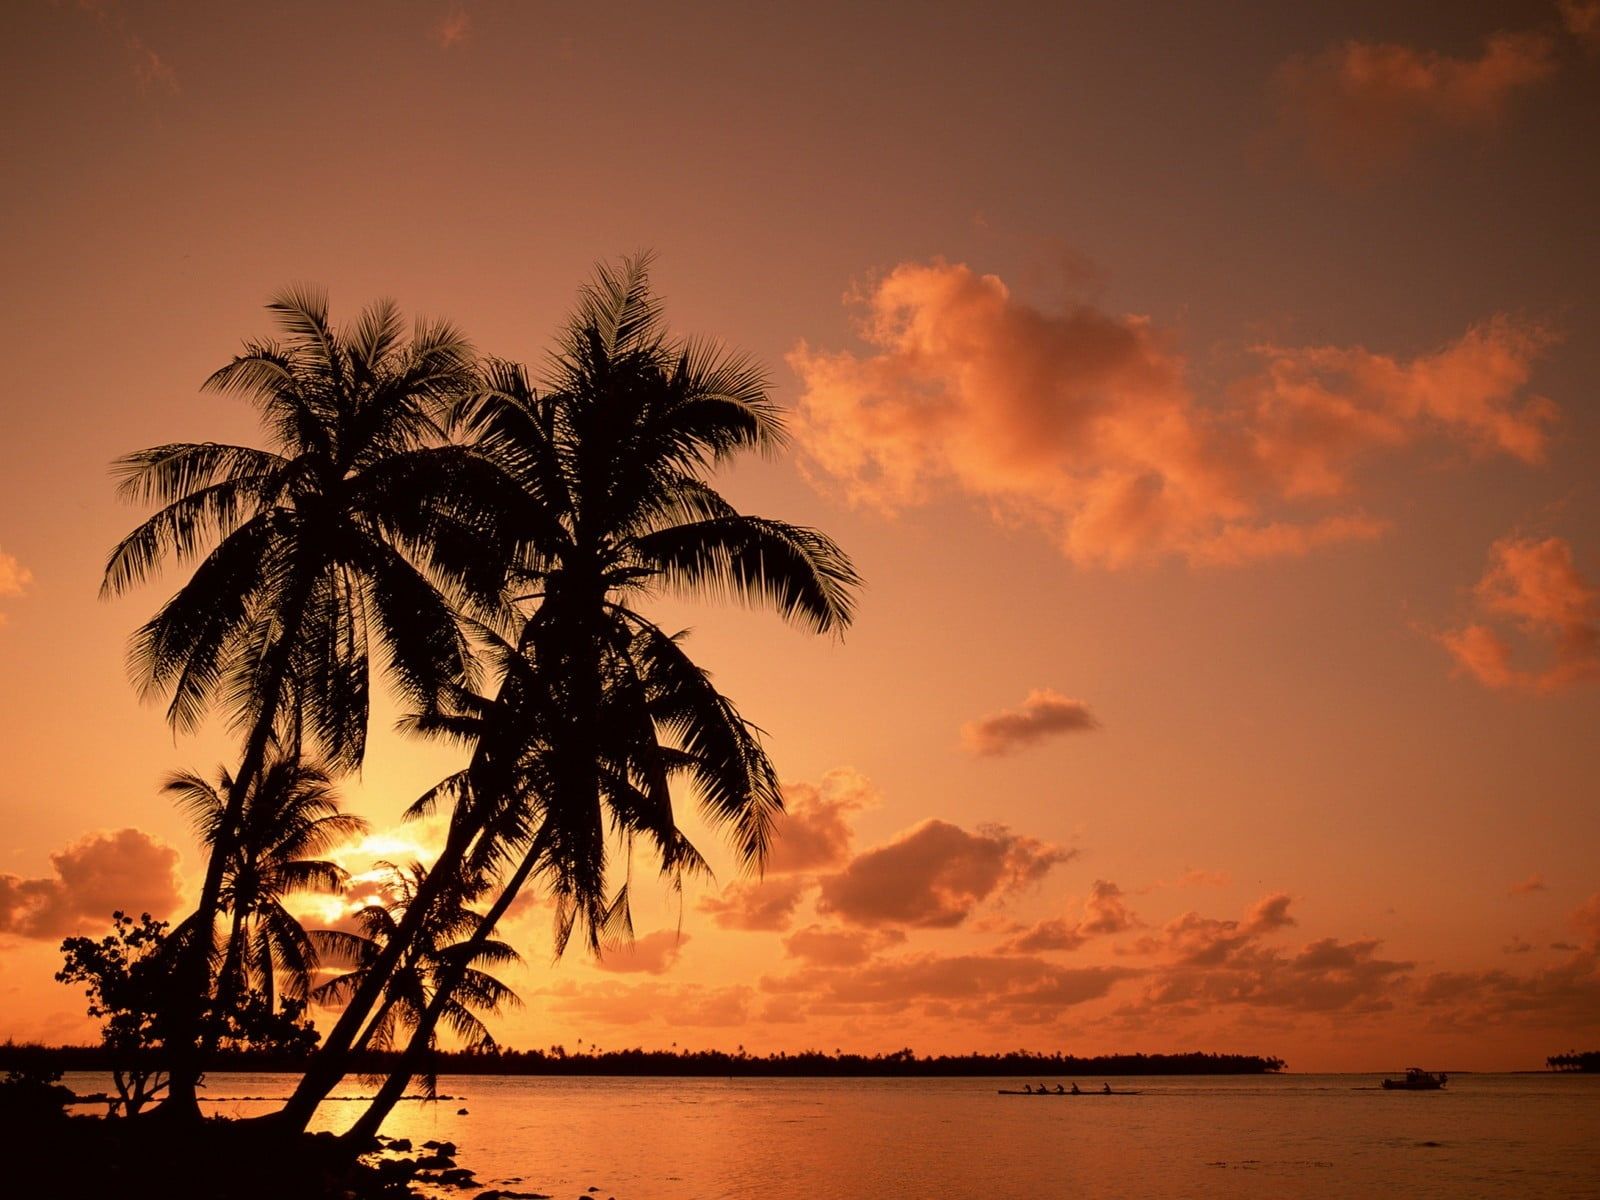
[2, 1042, 1285, 1078]
[1546, 1051, 1600, 1072]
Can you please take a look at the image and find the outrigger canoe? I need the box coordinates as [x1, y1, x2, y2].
[996, 1088, 1142, 1095]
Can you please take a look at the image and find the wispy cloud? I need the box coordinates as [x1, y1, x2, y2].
[1270, 31, 1555, 181]
[792, 261, 1555, 568]
[68, 0, 179, 95]
[432, 5, 472, 49]
[1559, 0, 1600, 47]
[1438, 535, 1600, 693]
[962, 689, 1098, 757]
[1509, 872, 1548, 896]
[0, 547, 31, 627]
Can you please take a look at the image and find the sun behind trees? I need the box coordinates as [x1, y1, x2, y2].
[88, 254, 861, 1141]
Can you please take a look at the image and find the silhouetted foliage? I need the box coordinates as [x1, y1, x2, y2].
[285, 255, 860, 1137]
[1546, 1050, 1600, 1071]
[56, 912, 319, 1115]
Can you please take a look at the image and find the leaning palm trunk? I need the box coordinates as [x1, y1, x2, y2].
[275, 818, 475, 1130]
[341, 842, 541, 1144]
[162, 603, 308, 1116]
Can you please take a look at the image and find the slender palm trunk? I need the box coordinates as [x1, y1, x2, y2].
[275, 822, 474, 1130]
[162, 579, 312, 1119]
[341, 844, 541, 1144]
[216, 905, 249, 1011]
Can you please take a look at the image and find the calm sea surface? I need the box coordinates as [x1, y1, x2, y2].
[63, 1071, 1600, 1198]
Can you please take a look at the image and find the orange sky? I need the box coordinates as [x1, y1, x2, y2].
[1, 1, 1597, 1071]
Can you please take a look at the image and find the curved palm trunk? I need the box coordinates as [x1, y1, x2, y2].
[341, 844, 540, 1144]
[275, 821, 475, 1130]
[162, 579, 314, 1119]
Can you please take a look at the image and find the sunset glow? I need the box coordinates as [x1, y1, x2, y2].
[2, 1, 1597, 1081]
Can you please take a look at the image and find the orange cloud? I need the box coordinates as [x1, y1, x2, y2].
[1559, 0, 1600, 46]
[593, 930, 690, 975]
[1243, 892, 1297, 934]
[0, 829, 183, 939]
[762, 953, 1137, 1021]
[0, 547, 31, 627]
[697, 877, 807, 932]
[1271, 31, 1556, 181]
[1003, 878, 1140, 953]
[1438, 536, 1600, 693]
[817, 819, 1073, 929]
[1508, 872, 1548, 896]
[961, 689, 1098, 756]
[782, 925, 905, 968]
[67, 0, 179, 95]
[543, 980, 751, 1028]
[1414, 950, 1600, 1030]
[768, 769, 875, 874]
[1573, 892, 1600, 947]
[432, 6, 471, 49]
[791, 262, 1554, 567]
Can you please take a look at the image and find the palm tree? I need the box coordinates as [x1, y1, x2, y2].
[326, 254, 861, 1140]
[102, 289, 515, 1112]
[165, 752, 367, 1012]
[311, 861, 520, 1061]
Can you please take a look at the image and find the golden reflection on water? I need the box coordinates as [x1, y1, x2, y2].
[67, 1073, 1600, 1199]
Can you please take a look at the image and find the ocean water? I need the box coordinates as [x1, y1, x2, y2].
[63, 1071, 1600, 1198]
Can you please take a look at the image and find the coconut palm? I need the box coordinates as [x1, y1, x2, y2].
[103, 289, 517, 1111]
[165, 752, 367, 1011]
[311, 861, 520, 1062]
[321, 254, 861, 1140]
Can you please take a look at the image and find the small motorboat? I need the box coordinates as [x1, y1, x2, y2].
[1381, 1067, 1446, 1090]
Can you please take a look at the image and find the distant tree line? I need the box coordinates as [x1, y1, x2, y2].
[1, 1041, 1284, 1078]
[1546, 1051, 1600, 1072]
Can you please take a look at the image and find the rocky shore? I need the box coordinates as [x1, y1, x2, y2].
[4, 1107, 570, 1200]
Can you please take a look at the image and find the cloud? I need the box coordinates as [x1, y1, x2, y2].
[1244, 892, 1297, 934]
[768, 769, 876, 874]
[1559, 1, 1600, 47]
[961, 689, 1098, 756]
[1414, 950, 1600, 1030]
[1573, 893, 1600, 947]
[1002, 878, 1142, 953]
[696, 877, 807, 932]
[543, 980, 751, 1027]
[1508, 872, 1548, 896]
[433, 6, 472, 48]
[1135, 935, 1414, 1016]
[816, 819, 1073, 929]
[783, 925, 905, 968]
[1502, 935, 1536, 955]
[1438, 536, 1600, 693]
[1271, 31, 1556, 181]
[762, 952, 1137, 1020]
[67, 1, 179, 95]
[592, 930, 689, 975]
[0, 829, 184, 939]
[791, 262, 1554, 568]
[0, 547, 31, 627]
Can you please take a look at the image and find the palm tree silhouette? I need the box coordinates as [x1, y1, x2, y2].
[330, 254, 860, 1140]
[102, 290, 512, 1112]
[165, 752, 366, 1013]
[311, 861, 519, 1061]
